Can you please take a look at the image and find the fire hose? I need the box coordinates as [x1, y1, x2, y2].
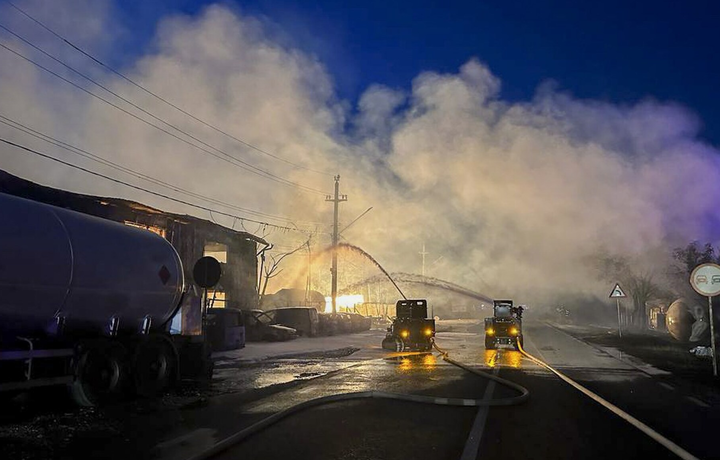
[184, 338, 530, 460]
[515, 340, 699, 460]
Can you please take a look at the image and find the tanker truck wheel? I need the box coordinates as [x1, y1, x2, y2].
[132, 337, 177, 397]
[70, 342, 127, 407]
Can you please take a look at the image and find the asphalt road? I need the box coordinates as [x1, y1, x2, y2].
[4, 322, 717, 460]
[162, 321, 717, 460]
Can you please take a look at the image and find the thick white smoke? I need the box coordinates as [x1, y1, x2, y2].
[1, 1, 719, 305]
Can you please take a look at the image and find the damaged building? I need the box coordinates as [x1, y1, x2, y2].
[0, 170, 267, 328]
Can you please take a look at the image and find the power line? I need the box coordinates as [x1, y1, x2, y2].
[0, 136, 319, 235]
[0, 30, 326, 195]
[0, 38, 328, 195]
[6, 1, 333, 177]
[0, 113, 325, 228]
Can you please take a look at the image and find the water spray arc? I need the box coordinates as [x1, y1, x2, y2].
[336, 243, 407, 300]
[342, 272, 494, 304]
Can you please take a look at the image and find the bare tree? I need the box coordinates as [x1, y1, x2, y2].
[625, 271, 658, 329]
[259, 241, 308, 298]
[673, 241, 718, 275]
[591, 251, 659, 328]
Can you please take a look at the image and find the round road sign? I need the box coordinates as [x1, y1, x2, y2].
[690, 263, 720, 297]
[193, 256, 222, 289]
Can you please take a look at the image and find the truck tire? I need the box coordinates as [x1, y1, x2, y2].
[484, 337, 496, 350]
[69, 341, 127, 407]
[132, 336, 176, 397]
[381, 336, 404, 351]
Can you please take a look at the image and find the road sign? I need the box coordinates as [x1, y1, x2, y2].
[690, 263, 720, 297]
[609, 283, 626, 338]
[689, 263, 720, 377]
[609, 283, 626, 299]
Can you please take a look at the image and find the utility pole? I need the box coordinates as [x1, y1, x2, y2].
[305, 238, 312, 303]
[420, 243, 428, 277]
[326, 175, 347, 313]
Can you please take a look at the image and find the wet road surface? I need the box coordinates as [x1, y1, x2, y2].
[3, 322, 718, 459]
[159, 321, 717, 460]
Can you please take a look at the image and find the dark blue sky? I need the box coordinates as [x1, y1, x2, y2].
[117, 0, 720, 145]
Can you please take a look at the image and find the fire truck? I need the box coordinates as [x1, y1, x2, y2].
[382, 299, 435, 351]
[484, 300, 523, 350]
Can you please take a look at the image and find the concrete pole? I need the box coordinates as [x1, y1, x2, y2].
[325, 176, 347, 314]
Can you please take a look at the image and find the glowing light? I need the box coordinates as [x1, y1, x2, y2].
[484, 350, 498, 367]
[424, 328, 433, 336]
[510, 327, 518, 336]
[400, 330, 409, 338]
[423, 354, 437, 367]
[504, 351, 523, 368]
[324, 294, 364, 313]
[486, 328, 495, 336]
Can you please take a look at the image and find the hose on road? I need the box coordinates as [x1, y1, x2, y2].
[432, 338, 529, 406]
[516, 340, 699, 460]
[184, 339, 529, 460]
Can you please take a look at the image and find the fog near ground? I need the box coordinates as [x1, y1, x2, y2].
[1, 1, 719, 305]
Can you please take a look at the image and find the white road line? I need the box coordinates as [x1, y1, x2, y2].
[519, 344, 700, 460]
[686, 396, 710, 408]
[658, 382, 675, 391]
[459, 365, 499, 460]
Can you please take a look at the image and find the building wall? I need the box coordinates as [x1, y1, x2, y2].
[126, 215, 259, 310]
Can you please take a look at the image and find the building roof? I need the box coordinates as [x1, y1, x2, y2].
[0, 169, 268, 245]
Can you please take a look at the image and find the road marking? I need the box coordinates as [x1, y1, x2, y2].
[459, 366, 499, 460]
[658, 382, 675, 391]
[686, 396, 710, 408]
[519, 342, 700, 460]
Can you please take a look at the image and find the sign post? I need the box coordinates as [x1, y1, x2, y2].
[689, 263, 720, 377]
[609, 283, 627, 338]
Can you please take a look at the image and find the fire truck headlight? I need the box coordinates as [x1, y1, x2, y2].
[400, 330, 409, 338]
[487, 328, 495, 336]
[510, 327, 518, 336]
[424, 328, 433, 336]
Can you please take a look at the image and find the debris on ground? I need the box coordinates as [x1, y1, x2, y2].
[689, 346, 714, 358]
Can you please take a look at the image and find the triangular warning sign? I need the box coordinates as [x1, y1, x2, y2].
[609, 283, 627, 298]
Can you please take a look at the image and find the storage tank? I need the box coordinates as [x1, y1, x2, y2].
[665, 299, 694, 342]
[0, 192, 184, 340]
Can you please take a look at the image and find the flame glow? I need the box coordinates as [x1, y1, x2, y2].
[324, 294, 364, 313]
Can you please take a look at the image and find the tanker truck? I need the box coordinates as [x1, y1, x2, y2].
[0, 192, 218, 405]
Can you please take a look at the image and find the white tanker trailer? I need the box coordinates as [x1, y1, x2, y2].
[0, 192, 219, 405]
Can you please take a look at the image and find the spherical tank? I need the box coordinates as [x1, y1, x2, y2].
[0, 193, 184, 339]
[665, 299, 694, 342]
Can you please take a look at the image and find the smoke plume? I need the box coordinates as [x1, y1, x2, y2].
[1, 1, 719, 306]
